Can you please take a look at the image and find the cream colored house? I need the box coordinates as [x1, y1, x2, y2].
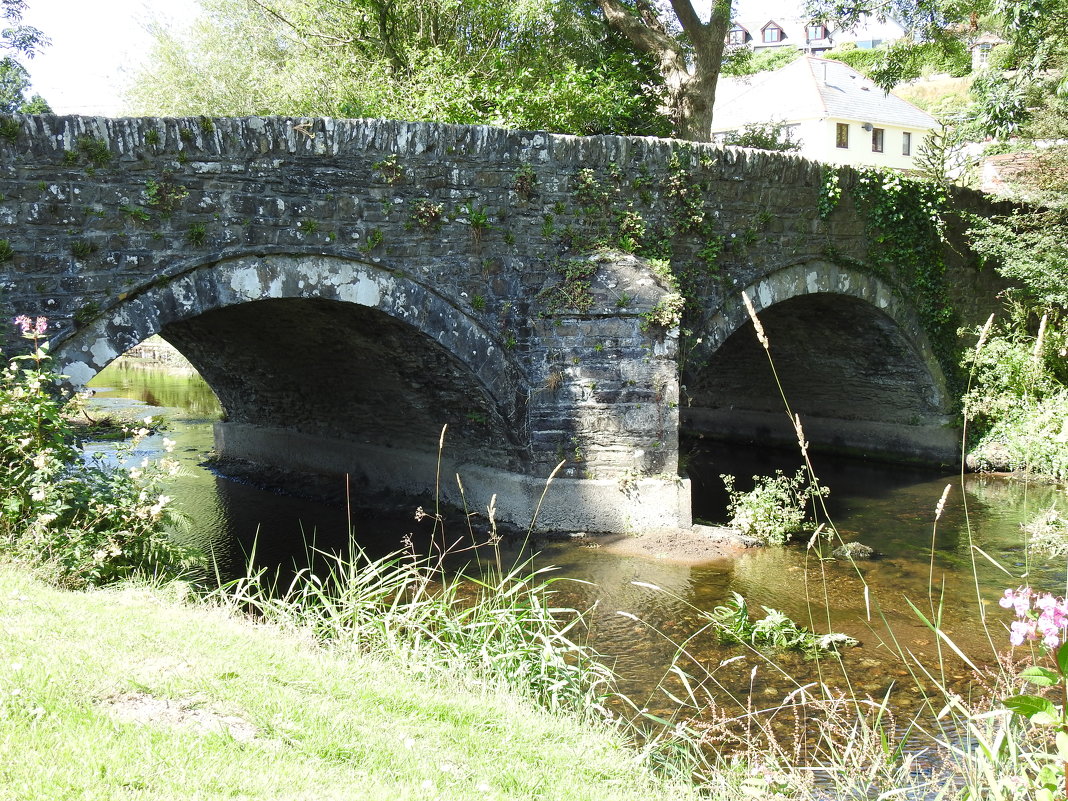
[729, 0, 905, 55]
[710, 56, 939, 170]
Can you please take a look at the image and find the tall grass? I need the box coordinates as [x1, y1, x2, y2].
[602, 293, 1068, 799]
[208, 439, 614, 722]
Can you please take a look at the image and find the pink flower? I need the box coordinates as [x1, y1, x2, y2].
[1010, 619, 1035, 647]
[12, 315, 47, 337]
[1001, 586, 1068, 651]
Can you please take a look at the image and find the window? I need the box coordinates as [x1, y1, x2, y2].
[807, 24, 826, 41]
[871, 127, 884, 152]
[902, 131, 911, 156]
[728, 27, 748, 45]
[762, 24, 783, 43]
[978, 42, 992, 65]
[836, 123, 849, 149]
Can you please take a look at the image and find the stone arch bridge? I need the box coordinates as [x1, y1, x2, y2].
[0, 116, 1002, 532]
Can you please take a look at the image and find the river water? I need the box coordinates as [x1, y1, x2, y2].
[87, 358, 1068, 723]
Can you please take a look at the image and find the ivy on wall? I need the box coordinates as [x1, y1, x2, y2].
[821, 166, 962, 392]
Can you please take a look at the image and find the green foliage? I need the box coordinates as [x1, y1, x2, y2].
[721, 468, 828, 545]
[471, 294, 486, 312]
[372, 153, 403, 184]
[143, 173, 188, 215]
[0, 56, 49, 114]
[640, 292, 684, 333]
[119, 204, 151, 224]
[1023, 507, 1068, 558]
[962, 309, 1068, 480]
[186, 223, 207, 246]
[969, 209, 1068, 310]
[721, 46, 800, 77]
[0, 239, 13, 262]
[72, 301, 100, 325]
[513, 163, 537, 199]
[144, 129, 161, 146]
[818, 169, 842, 219]
[70, 240, 95, 259]
[850, 168, 959, 387]
[409, 198, 444, 230]
[711, 592, 858, 654]
[360, 228, 384, 252]
[0, 115, 18, 142]
[822, 44, 886, 75]
[0, 341, 199, 587]
[75, 136, 111, 168]
[128, 0, 665, 137]
[721, 121, 800, 152]
[540, 258, 597, 314]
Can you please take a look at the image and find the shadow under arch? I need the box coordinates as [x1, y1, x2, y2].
[55, 252, 531, 478]
[684, 260, 959, 465]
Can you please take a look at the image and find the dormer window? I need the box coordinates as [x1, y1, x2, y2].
[807, 23, 827, 41]
[761, 22, 784, 43]
[728, 26, 749, 45]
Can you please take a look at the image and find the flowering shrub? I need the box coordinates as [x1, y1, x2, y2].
[1, 317, 200, 587]
[998, 585, 1068, 801]
[1000, 587, 1068, 648]
[721, 468, 828, 545]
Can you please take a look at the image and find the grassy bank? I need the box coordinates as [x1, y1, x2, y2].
[0, 564, 698, 801]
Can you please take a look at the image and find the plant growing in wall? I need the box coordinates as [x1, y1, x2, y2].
[186, 223, 207, 246]
[373, 153, 403, 184]
[514, 164, 537, 199]
[409, 198, 444, 231]
[144, 172, 189, 216]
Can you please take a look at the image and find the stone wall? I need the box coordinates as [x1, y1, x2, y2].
[0, 115, 1004, 529]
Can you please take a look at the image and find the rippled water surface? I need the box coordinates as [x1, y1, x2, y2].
[88, 358, 1068, 719]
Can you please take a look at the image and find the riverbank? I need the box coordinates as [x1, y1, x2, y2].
[0, 563, 701, 801]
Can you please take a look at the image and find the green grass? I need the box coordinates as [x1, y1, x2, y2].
[0, 564, 698, 801]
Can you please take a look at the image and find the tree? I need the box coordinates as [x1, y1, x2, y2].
[128, 0, 667, 137]
[0, 0, 50, 113]
[594, 0, 732, 140]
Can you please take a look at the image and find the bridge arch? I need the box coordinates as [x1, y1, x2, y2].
[56, 252, 531, 477]
[684, 260, 958, 464]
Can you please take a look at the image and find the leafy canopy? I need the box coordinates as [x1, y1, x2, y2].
[127, 0, 666, 136]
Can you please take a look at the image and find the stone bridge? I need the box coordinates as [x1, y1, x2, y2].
[0, 116, 1002, 533]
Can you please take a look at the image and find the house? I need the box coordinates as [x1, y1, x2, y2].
[728, 0, 905, 55]
[969, 32, 1007, 70]
[710, 55, 939, 170]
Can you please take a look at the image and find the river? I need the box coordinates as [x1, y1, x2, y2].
[86, 356, 1067, 723]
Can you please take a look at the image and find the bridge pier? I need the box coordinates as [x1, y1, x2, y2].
[214, 423, 691, 532]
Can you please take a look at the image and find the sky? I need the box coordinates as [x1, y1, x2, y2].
[21, 0, 202, 116]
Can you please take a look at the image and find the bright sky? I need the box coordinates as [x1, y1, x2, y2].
[22, 0, 202, 116]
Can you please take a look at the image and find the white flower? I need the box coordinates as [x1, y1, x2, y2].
[162, 437, 176, 453]
[29, 487, 45, 502]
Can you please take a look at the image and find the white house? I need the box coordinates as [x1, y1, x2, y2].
[710, 56, 939, 170]
[728, 0, 905, 55]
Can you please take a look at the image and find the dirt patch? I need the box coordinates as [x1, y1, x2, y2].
[546, 525, 762, 565]
[102, 692, 257, 742]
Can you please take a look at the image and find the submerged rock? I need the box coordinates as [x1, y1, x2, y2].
[832, 541, 877, 560]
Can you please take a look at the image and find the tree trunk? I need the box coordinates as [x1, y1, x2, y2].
[597, 0, 731, 141]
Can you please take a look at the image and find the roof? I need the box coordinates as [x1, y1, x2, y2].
[712, 55, 939, 131]
[730, 0, 904, 47]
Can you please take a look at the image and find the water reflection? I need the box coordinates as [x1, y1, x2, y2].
[87, 358, 1067, 721]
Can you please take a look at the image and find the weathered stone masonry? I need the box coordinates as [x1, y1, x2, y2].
[0, 115, 1003, 531]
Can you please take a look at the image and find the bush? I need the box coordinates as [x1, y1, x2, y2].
[721, 121, 800, 152]
[720, 468, 828, 544]
[987, 43, 1017, 71]
[1, 321, 200, 586]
